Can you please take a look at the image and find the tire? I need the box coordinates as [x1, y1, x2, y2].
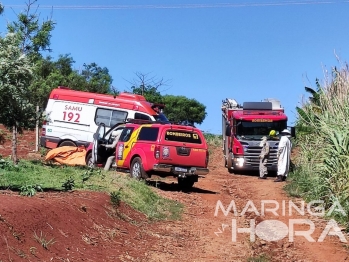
[85, 153, 95, 168]
[228, 168, 234, 174]
[130, 157, 147, 180]
[59, 140, 77, 147]
[178, 177, 195, 190]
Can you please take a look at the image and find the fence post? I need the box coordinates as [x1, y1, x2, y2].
[35, 105, 39, 152]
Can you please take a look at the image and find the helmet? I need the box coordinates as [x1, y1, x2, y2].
[281, 129, 291, 135]
[269, 130, 276, 136]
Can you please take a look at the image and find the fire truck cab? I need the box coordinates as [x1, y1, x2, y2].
[221, 98, 295, 173]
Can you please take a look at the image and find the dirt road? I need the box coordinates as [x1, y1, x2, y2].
[145, 148, 349, 262]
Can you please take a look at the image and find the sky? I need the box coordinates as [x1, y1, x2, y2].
[1, 0, 349, 134]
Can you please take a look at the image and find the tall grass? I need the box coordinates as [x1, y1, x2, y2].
[203, 132, 222, 147]
[287, 64, 349, 225]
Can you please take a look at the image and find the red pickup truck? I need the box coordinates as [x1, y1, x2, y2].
[86, 120, 210, 189]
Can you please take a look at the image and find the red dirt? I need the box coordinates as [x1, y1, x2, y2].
[0, 125, 348, 261]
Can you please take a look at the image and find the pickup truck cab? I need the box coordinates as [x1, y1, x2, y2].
[86, 120, 210, 189]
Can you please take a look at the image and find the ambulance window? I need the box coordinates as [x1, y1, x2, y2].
[95, 108, 128, 127]
[110, 110, 128, 126]
[135, 113, 151, 121]
[138, 127, 159, 141]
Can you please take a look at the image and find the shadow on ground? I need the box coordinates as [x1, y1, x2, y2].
[146, 180, 218, 194]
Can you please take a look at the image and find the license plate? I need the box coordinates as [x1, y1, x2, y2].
[175, 167, 187, 172]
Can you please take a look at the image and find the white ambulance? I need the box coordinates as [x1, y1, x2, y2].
[40, 86, 168, 149]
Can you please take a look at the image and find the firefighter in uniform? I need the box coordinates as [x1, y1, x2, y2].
[259, 130, 276, 179]
[259, 136, 269, 179]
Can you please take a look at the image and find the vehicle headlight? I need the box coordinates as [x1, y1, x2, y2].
[234, 157, 244, 167]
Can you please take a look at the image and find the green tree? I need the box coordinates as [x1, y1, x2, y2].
[0, 0, 54, 162]
[6, 0, 55, 110]
[0, 33, 34, 164]
[80, 62, 113, 94]
[128, 72, 168, 103]
[127, 72, 207, 125]
[162, 95, 207, 125]
[30, 54, 82, 109]
[6, 0, 55, 61]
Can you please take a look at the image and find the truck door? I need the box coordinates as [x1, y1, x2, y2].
[92, 123, 106, 166]
[116, 126, 138, 168]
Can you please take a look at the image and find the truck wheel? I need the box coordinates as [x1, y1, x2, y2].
[178, 177, 195, 190]
[59, 140, 77, 147]
[85, 153, 95, 168]
[227, 168, 234, 174]
[227, 154, 233, 170]
[130, 157, 147, 180]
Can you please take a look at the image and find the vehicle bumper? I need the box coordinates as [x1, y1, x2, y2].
[230, 156, 277, 171]
[40, 136, 90, 149]
[153, 164, 209, 176]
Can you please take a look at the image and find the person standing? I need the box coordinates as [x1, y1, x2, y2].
[101, 129, 123, 171]
[259, 136, 270, 179]
[275, 129, 292, 182]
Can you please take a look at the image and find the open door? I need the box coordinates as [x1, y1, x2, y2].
[91, 123, 106, 166]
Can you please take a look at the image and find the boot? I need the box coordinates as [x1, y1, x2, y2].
[274, 175, 283, 182]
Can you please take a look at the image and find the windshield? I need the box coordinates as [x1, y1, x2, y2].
[236, 120, 287, 140]
[153, 112, 170, 123]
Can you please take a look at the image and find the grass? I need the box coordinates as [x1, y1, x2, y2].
[203, 132, 222, 147]
[288, 63, 349, 228]
[247, 254, 270, 262]
[33, 231, 56, 250]
[0, 157, 183, 220]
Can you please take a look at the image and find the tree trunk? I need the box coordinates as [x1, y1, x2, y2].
[12, 125, 18, 164]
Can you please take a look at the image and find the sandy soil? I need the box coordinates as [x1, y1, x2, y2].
[0, 125, 348, 261]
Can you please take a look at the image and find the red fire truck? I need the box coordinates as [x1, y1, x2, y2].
[221, 98, 294, 173]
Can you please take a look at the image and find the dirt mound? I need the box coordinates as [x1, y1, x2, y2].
[0, 190, 156, 261]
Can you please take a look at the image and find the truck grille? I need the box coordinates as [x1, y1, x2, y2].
[243, 145, 278, 168]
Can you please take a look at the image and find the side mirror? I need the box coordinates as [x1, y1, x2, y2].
[225, 124, 231, 136]
[290, 126, 296, 138]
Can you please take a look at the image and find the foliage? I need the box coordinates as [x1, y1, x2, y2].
[0, 1, 55, 164]
[203, 132, 222, 147]
[62, 176, 75, 191]
[119, 177, 183, 220]
[29, 55, 115, 110]
[19, 184, 43, 197]
[247, 254, 270, 262]
[162, 95, 206, 125]
[80, 62, 113, 94]
[128, 72, 167, 103]
[110, 188, 123, 207]
[2, 1, 114, 115]
[6, 0, 55, 62]
[128, 72, 207, 125]
[0, 160, 182, 220]
[0, 33, 35, 163]
[289, 62, 349, 227]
